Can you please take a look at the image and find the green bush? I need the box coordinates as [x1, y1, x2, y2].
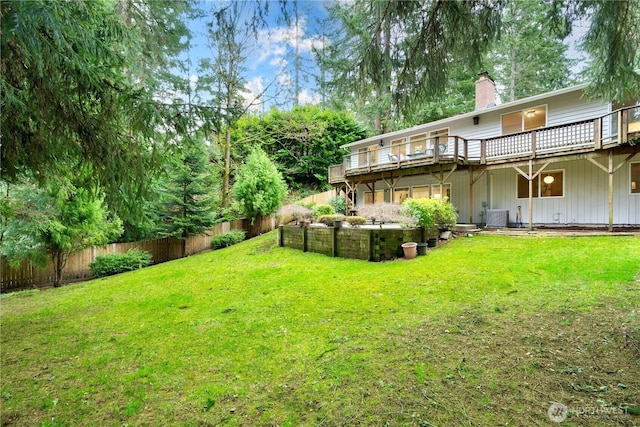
[89, 248, 152, 278]
[402, 198, 458, 231]
[328, 196, 347, 215]
[346, 216, 366, 227]
[317, 214, 346, 226]
[313, 204, 335, 219]
[210, 230, 246, 250]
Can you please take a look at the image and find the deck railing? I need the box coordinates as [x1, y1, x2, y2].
[329, 105, 640, 183]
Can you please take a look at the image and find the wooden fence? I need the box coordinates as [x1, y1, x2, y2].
[1, 215, 288, 292]
[298, 190, 334, 206]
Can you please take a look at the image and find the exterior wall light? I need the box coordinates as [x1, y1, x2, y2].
[473, 116, 479, 125]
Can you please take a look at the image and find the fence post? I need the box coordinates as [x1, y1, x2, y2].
[302, 226, 308, 252]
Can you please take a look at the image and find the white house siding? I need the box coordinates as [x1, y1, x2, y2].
[354, 153, 639, 226]
[354, 171, 488, 225]
[348, 90, 612, 162]
[488, 153, 640, 225]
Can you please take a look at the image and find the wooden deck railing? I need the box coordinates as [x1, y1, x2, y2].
[328, 105, 640, 183]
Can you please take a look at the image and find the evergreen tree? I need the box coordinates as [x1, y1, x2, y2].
[198, 1, 259, 208]
[549, 0, 640, 101]
[486, 0, 575, 102]
[0, 182, 122, 287]
[233, 149, 287, 223]
[1, 0, 206, 220]
[156, 144, 217, 245]
[323, 0, 501, 133]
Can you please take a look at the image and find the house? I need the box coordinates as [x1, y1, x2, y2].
[328, 73, 640, 231]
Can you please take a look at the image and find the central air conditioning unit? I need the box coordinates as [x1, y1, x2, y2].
[486, 209, 508, 227]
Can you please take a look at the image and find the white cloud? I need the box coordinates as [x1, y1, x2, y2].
[240, 76, 266, 112]
[297, 89, 321, 106]
[253, 18, 325, 66]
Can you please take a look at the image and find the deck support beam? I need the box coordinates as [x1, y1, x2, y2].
[468, 166, 486, 224]
[382, 174, 399, 203]
[588, 150, 638, 232]
[513, 161, 551, 231]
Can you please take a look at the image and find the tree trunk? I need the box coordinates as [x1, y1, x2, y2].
[222, 127, 232, 208]
[51, 250, 67, 288]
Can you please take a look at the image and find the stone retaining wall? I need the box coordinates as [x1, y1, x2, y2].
[279, 225, 425, 261]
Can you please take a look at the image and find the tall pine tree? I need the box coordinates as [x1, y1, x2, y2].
[156, 143, 217, 255]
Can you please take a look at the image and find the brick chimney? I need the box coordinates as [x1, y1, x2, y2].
[475, 71, 496, 110]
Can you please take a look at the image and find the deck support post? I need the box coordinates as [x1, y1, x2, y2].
[513, 161, 551, 232]
[588, 149, 638, 232]
[468, 167, 486, 224]
[608, 152, 614, 232]
[528, 161, 533, 231]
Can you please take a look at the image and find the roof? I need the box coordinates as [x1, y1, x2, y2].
[341, 82, 591, 149]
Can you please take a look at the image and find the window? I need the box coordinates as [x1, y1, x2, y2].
[412, 186, 430, 199]
[364, 190, 384, 204]
[612, 100, 640, 135]
[432, 184, 451, 200]
[631, 162, 640, 194]
[391, 138, 407, 157]
[517, 175, 538, 199]
[409, 133, 427, 154]
[358, 145, 379, 166]
[502, 105, 547, 135]
[430, 128, 449, 154]
[517, 170, 564, 198]
[394, 188, 409, 203]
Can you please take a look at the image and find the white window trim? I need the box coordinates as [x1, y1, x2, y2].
[411, 185, 430, 199]
[393, 187, 410, 203]
[501, 104, 548, 134]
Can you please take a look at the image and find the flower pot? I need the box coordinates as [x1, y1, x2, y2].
[401, 242, 418, 259]
[417, 243, 428, 255]
[427, 238, 437, 248]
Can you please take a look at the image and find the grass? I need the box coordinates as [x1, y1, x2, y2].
[1, 233, 639, 426]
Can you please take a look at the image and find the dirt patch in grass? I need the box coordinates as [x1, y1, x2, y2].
[383, 300, 640, 426]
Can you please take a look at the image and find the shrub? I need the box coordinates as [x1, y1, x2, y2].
[402, 198, 437, 230]
[328, 196, 347, 215]
[356, 203, 414, 225]
[210, 230, 246, 250]
[346, 216, 366, 227]
[297, 200, 317, 210]
[317, 214, 346, 226]
[432, 199, 458, 229]
[313, 204, 335, 219]
[402, 198, 457, 231]
[276, 204, 313, 222]
[89, 248, 152, 278]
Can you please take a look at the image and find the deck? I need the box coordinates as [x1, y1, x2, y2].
[329, 105, 640, 185]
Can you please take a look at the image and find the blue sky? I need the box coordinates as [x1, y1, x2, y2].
[184, 1, 330, 112]
[180, 1, 589, 112]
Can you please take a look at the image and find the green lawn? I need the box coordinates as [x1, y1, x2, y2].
[1, 233, 639, 426]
